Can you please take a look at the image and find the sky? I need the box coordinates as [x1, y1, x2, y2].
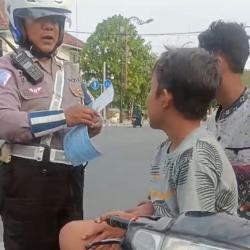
[67, 0, 250, 67]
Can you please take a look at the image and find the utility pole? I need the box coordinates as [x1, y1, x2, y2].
[124, 17, 153, 90]
[103, 61, 106, 121]
[119, 17, 153, 124]
[120, 49, 124, 123]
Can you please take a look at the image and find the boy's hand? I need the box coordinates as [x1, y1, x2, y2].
[84, 223, 124, 250]
[83, 211, 136, 250]
[96, 210, 136, 223]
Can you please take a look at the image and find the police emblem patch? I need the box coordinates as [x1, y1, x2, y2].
[0, 69, 11, 87]
[28, 87, 43, 95]
[69, 82, 83, 97]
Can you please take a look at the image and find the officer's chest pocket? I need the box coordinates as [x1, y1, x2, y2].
[17, 79, 50, 111]
[62, 80, 83, 108]
[19, 81, 49, 100]
[62, 64, 84, 107]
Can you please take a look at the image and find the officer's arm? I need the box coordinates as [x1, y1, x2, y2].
[28, 110, 67, 138]
[0, 70, 67, 142]
[0, 70, 33, 142]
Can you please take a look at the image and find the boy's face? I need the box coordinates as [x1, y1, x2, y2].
[147, 73, 166, 129]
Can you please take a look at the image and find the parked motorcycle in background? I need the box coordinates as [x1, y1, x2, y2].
[132, 105, 143, 128]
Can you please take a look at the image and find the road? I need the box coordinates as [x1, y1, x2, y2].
[0, 126, 165, 249]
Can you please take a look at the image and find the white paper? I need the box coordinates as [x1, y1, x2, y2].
[91, 85, 114, 112]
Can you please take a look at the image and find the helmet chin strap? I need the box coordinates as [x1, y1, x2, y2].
[21, 34, 62, 58]
[23, 21, 64, 58]
[29, 44, 57, 58]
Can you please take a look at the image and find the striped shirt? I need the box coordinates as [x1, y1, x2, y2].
[149, 127, 238, 217]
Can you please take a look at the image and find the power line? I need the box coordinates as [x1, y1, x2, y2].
[67, 24, 250, 37]
[65, 30, 202, 37]
[137, 31, 201, 36]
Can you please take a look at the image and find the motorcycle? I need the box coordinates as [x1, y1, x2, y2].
[86, 211, 250, 250]
[132, 116, 142, 128]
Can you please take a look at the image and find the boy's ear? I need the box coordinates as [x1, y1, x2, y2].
[214, 53, 227, 72]
[159, 89, 172, 109]
[215, 56, 223, 67]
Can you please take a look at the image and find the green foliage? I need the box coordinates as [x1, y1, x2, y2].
[208, 70, 250, 109]
[80, 15, 156, 110]
[242, 70, 250, 86]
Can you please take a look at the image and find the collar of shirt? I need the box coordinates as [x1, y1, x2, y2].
[215, 87, 249, 122]
[25, 50, 63, 70]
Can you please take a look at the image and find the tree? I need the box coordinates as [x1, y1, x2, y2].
[80, 15, 156, 115]
[242, 70, 250, 86]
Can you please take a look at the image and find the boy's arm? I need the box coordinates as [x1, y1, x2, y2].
[98, 200, 155, 223]
[126, 200, 155, 216]
[82, 200, 155, 244]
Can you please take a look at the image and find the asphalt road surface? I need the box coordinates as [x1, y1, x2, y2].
[0, 126, 165, 248]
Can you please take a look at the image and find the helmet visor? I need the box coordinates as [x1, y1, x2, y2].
[14, 7, 71, 26]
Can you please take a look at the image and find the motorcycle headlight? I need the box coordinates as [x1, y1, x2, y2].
[131, 229, 165, 250]
[163, 237, 229, 250]
[131, 230, 229, 250]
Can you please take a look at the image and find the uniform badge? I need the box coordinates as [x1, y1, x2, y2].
[28, 87, 43, 95]
[70, 81, 83, 97]
[0, 69, 11, 87]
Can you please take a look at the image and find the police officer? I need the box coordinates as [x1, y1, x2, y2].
[0, 0, 102, 249]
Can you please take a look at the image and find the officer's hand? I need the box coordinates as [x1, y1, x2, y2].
[64, 106, 97, 127]
[88, 114, 103, 137]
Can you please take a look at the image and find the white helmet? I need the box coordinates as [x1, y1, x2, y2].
[5, 0, 72, 46]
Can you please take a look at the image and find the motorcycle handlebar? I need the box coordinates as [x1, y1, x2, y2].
[106, 216, 131, 230]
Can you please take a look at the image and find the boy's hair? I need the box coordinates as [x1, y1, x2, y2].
[198, 20, 249, 74]
[154, 48, 220, 120]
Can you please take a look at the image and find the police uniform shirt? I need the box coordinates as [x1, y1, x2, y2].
[0, 53, 84, 151]
[149, 127, 238, 218]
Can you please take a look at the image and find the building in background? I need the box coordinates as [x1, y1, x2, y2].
[0, 0, 83, 67]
